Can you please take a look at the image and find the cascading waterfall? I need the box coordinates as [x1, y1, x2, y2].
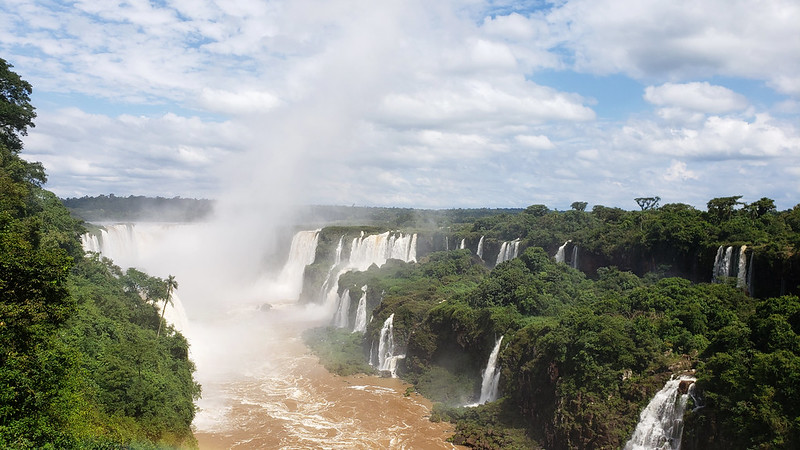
[459, 238, 466, 250]
[373, 313, 404, 377]
[624, 375, 696, 450]
[747, 251, 755, 296]
[332, 289, 351, 329]
[736, 245, 748, 289]
[474, 336, 503, 405]
[445, 236, 449, 251]
[495, 239, 521, 266]
[477, 236, 485, 260]
[352, 286, 368, 333]
[555, 240, 570, 263]
[712, 245, 734, 282]
[320, 231, 417, 313]
[278, 230, 321, 297]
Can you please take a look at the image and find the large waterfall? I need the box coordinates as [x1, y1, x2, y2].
[278, 230, 321, 298]
[80, 223, 191, 333]
[321, 231, 417, 322]
[372, 313, 404, 377]
[624, 376, 696, 450]
[495, 239, 521, 266]
[469, 336, 503, 406]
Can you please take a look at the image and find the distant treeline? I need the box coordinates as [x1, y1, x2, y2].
[61, 194, 214, 222]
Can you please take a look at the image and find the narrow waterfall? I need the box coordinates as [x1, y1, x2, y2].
[476, 336, 503, 405]
[445, 236, 449, 251]
[624, 376, 696, 450]
[352, 287, 368, 333]
[332, 289, 351, 328]
[571, 245, 579, 270]
[736, 245, 748, 289]
[477, 236, 485, 260]
[373, 313, 404, 377]
[747, 251, 755, 296]
[333, 235, 345, 266]
[495, 239, 520, 266]
[554, 240, 570, 263]
[459, 238, 466, 250]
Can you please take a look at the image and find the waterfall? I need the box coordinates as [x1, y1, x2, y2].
[319, 231, 417, 311]
[333, 235, 345, 266]
[445, 236, 449, 251]
[624, 375, 696, 450]
[555, 240, 570, 263]
[277, 230, 321, 298]
[736, 245, 748, 289]
[747, 251, 755, 296]
[332, 289, 351, 329]
[373, 313, 404, 377]
[352, 287, 368, 333]
[712, 245, 735, 282]
[475, 336, 503, 405]
[459, 238, 466, 250]
[571, 245, 579, 270]
[79, 223, 190, 333]
[477, 236, 485, 260]
[495, 239, 520, 266]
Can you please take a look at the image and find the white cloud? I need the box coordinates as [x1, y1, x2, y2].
[644, 82, 748, 114]
[663, 160, 698, 181]
[515, 134, 555, 150]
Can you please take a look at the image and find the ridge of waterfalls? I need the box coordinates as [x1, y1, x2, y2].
[352, 287, 368, 333]
[712, 245, 749, 291]
[624, 375, 696, 450]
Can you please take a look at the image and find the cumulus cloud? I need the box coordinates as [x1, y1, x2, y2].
[644, 82, 749, 114]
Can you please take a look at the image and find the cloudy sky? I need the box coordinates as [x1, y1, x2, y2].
[2, 0, 799, 210]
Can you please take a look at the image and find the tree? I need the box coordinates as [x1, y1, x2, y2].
[745, 197, 776, 219]
[634, 196, 661, 211]
[571, 201, 588, 212]
[0, 58, 36, 155]
[157, 275, 178, 338]
[707, 196, 743, 223]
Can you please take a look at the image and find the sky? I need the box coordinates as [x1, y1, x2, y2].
[2, 0, 799, 211]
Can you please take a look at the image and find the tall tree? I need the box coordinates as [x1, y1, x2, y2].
[157, 275, 178, 338]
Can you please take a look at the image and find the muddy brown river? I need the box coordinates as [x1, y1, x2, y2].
[189, 302, 458, 449]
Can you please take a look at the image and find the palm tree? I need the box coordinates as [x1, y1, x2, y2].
[157, 275, 178, 338]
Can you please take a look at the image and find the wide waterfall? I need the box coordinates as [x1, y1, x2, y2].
[278, 230, 321, 297]
[555, 240, 570, 263]
[373, 313, 404, 377]
[332, 289, 351, 329]
[477, 235, 485, 260]
[624, 375, 696, 450]
[712, 245, 748, 291]
[495, 239, 520, 266]
[80, 223, 191, 333]
[352, 287, 368, 333]
[469, 336, 503, 406]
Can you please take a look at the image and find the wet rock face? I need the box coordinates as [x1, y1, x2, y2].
[678, 379, 694, 395]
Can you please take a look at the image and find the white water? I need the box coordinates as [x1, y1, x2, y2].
[352, 287, 368, 333]
[276, 230, 321, 298]
[373, 313, 404, 377]
[571, 244, 579, 269]
[495, 239, 520, 266]
[736, 245, 748, 289]
[459, 238, 466, 250]
[476, 235, 485, 260]
[468, 336, 503, 406]
[332, 289, 351, 329]
[554, 240, 570, 264]
[712, 245, 734, 282]
[624, 376, 696, 450]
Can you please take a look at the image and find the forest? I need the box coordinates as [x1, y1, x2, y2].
[302, 196, 800, 449]
[1, 59, 200, 448]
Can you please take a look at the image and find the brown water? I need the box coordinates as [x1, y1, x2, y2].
[190, 302, 458, 449]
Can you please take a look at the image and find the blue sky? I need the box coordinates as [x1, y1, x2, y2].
[2, 0, 799, 211]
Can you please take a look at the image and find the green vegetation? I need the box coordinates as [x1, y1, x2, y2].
[1, 58, 199, 448]
[302, 327, 375, 376]
[62, 195, 213, 222]
[301, 194, 799, 448]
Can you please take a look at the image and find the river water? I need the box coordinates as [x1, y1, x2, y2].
[189, 302, 457, 449]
